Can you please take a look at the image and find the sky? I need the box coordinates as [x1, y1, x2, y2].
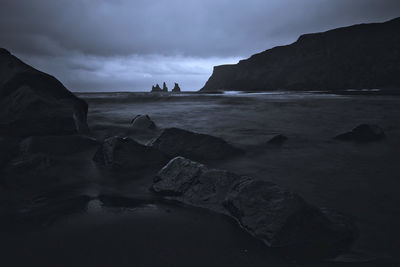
[1, 0, 399, 92]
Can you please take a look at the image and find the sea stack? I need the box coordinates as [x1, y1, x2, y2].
[172, 83, 181, 93]
[162, 82, 168, 92]
[151, 84, 162, 92]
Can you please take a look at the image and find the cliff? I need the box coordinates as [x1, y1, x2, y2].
[200, 17, 400, 92]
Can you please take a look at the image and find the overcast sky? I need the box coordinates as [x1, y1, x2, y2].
[1, 0, 399, 92]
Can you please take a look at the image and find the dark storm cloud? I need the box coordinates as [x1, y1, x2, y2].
[1, 0, 399, 91]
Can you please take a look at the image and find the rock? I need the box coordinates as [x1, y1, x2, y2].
[9, 154, 52, 172]
[334, 124, 385, 142]
[162, 82, 168, 92]
[20, 135, 100, 155]
[130, 115, 157, 130]
[152, 157, 357, 257]
[151, 84, 162, 92]
[200, 17, 400, 92]
[267, 134, 288, 145]
[172, 83, 181, 92]
[149, 127, 243, 161]
[93, 136, 169, 171]
[0, 137, 20, 168]
[0, 48, 89, 137]
[224, 180, 356, 252]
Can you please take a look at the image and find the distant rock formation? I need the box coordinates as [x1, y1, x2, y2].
[151, 84, 162, 92]
[149, 127, 243, 161]
[172, 83, 181, 92]
[162, 82, 168, 92]
[0, 48, 89, 136]
[200, 17, 400, 92]
[152, 157, 357, 255]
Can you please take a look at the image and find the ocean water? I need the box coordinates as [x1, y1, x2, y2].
[78, 91, 400, 262]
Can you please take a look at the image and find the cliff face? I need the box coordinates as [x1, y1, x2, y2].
[200, 17, 400, 92]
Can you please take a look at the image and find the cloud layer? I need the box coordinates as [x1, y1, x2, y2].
[1, 0, 399, 91]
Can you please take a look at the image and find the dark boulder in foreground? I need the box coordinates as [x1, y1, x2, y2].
[200, 17, 400, 92]
[267, 134, 288, 145]
[130, 114, 157, 131]
[149, 127, 243, 161]
[20, 135, 100, 155]
[93, 136, 168, 171]
[0, 48, 89, 137]
[152, 157, 357, 256]
[334, 124, 385, 143]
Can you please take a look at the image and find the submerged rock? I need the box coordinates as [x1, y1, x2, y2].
[0, 48, 89, 137]
[93, 136, 168, 171]
[152, 157, 357, 256]
[267, 134, 288, 145]
[130, 114, 157, 130]
[149, 127, 243, 161]
[334, 124, 385, 143]
[20, 135, 99, 155]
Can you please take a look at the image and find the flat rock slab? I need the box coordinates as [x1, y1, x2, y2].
[93, 136, 169, 171]
[150, 127, 243, 161]
[152, 157, 357, 257]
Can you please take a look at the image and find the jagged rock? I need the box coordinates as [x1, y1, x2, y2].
[0, 48, 89, 137]
[172, 83, 181, 92]
[334, 124, 385, 142]
[200, 17, 400, 92]
[130, 114, 157, 130]
[93, 136, 168, 171]
[151, 84, 162, 92]
[20, 135, 100, 155]
[152, 157, 357, 256]
[149, 127, 243, 161]
[162, 82, 168, 92]
[267, 134, 288, 145]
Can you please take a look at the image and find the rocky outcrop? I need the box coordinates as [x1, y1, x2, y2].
[152, 157, 357, 255]
[151, 84, 162, 92]
[172, 83, 181, 93]
[130, 114, 157, 130]
[334, 124, 385, 142]
[149, 127, 243, 161]
[0, 48, 89, 137]
[200, 17, 400, 92]
[93, 136, 169, 171]
[162, 82, 168, 92]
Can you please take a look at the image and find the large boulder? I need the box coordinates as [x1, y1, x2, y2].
[149, 127, 243, 161]
[334, 124, 385, 142]
[152, 157, 357, 256]
[0, 48, 89, 137]
[130, 115, 157, 131]
[20, 135, 100, 155]
[93, 136, 169, 171]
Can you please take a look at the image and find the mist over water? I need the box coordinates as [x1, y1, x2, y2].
[80, 91, 400, 261]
